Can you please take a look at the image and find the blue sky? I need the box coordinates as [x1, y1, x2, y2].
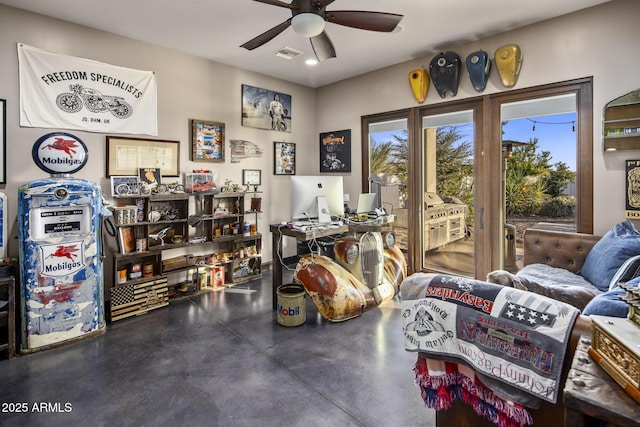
[501, 112, 577, 171]
[370, 112, 577, 171]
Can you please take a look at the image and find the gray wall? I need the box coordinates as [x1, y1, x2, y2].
[0, 0, 638, 268]
[316, 0, 640, 236]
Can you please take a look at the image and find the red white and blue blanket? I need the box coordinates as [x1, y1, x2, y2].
[401, 273, 579, 405]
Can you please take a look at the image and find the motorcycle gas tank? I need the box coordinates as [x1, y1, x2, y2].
[466, 50, 491, 92]
[494, 44, 522, 87]
[429, 51, 461, 98]
[408, 67, 429, 103]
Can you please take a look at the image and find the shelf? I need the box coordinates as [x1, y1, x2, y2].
[109, 187, 262, 315]
[603, 89, 640, 151]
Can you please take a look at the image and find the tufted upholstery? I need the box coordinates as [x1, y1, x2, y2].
[523, 227, 601, 274]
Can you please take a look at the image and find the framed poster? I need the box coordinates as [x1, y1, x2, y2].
[191, 119, 224, 162]
[139, 168, 161, 191]
[242, 84, 291, 132]
[320, 129, 351, 173]
[274, 142, 295, 175]
[626, 159, 640, 219]
[106, 136, 179, 177]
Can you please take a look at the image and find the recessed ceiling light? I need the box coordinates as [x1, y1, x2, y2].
[305, 59, 318, 66]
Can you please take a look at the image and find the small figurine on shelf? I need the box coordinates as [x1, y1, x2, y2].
[148, 226, 171, 246]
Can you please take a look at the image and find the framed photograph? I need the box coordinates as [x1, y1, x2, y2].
[242, 169, 262, 186]
[111, 176, 140, 197]
[191, 119, 225, 162]
[274, 142, 295, 175]
[106, 136, 179, 177]
[320, 129, 351, 173]
[242, 84, 291, 132]
[118, 227, 136, 255]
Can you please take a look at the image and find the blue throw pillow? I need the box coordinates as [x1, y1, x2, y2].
[579, 221, 640, 292]
[582, 286, 628, 317]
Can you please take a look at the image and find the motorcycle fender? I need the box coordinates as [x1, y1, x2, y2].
[429, 51, 461, 98]
[465, 50, 491, 92]
[294, 255, 375, 322]
[494, 44, 522, 88]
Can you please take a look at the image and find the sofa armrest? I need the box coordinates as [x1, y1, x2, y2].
[523, 228, 600, 274]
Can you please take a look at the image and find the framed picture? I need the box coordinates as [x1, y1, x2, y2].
[274, 142, 296, 175]
[118, 227, 136, 255]
[0, 99, 5, 184]
[106, 136, 179, 177]
[111, 176, 140, 197]
[320, 129, 351, 173]
[242, 169, 262, 186]
[191, 119, 225, 162]
[242, 84, 292, 132]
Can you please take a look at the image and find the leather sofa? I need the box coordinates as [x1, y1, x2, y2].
[487, 226, 604, 310]
[522, 226, 600, 274]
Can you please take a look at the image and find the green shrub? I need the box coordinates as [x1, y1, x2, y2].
[538, 195, 576, 217]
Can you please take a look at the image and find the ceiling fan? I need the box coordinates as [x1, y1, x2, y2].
[240, 0, 404, 61]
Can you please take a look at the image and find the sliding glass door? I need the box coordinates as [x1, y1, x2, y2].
[362, 78, 592, 279]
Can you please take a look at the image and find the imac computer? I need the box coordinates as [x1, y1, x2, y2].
[290, 175, 344, 223]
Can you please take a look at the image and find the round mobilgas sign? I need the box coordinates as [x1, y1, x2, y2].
[32, 132, 89, 175]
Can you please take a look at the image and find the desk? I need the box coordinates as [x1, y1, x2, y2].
[270, 223, 348, 309]
[270, 216, 397, 309]
[564, 336, 640, 426]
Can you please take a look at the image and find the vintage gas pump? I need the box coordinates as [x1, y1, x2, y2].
[19, 132, 106, 353]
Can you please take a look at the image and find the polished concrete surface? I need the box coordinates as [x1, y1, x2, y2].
[0, 269, 433, 427]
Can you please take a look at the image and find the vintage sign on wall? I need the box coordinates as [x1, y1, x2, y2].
[18, 43, 157, 135]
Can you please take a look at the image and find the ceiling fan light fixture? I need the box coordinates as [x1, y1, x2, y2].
[291, 13, 325, 37]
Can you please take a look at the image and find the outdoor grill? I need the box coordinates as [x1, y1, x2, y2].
[424, 192, 467, 251]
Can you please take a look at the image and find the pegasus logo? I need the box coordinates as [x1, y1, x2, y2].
[41, 138, 78, 158]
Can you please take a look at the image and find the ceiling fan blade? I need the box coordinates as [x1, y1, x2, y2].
[313, 0, 337, 8]
[325, 11, 403, 32]
[310, 31, 336, 62]
[251, 0, 296, 9]
[240, 18, 292, 50]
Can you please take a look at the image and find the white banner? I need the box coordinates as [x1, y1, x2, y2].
[18, 43, 157, 135]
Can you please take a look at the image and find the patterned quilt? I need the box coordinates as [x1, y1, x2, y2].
[401, 273, 579, 404]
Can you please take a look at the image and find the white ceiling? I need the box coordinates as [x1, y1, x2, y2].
[0, 0, 610, 88]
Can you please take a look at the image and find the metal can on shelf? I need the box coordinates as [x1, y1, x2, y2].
[117, 268, 127, 284]
[136, 238, 147, 252]
[143, 263, 154, 278]
[129, 263, 142, 280]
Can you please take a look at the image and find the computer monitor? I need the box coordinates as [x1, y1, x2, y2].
[290, 175, 344, 223]
[356, 193, 378, 214]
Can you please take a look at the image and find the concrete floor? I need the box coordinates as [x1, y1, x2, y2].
[0, 269, 433, 427]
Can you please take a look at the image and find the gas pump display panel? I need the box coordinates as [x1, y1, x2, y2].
[30, 206, 91, 240]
